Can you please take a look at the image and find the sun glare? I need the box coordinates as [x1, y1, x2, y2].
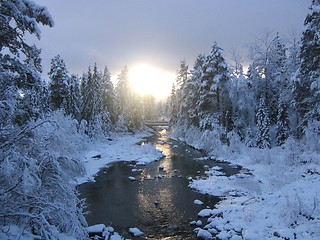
[128, 64, 175, 100]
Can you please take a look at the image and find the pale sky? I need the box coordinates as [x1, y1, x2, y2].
[35, 0, 310, 98]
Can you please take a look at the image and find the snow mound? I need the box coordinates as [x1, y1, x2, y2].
[198, 209, 214, 217]
[194, 199, 204, 205]
[196, 228, 213, 239]
[129, 227, 144, 237]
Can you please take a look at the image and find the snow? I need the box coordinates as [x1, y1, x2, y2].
[86, 224, 106, 233]
[76, 132, 164, 184]
[194, 199, 204, 205]
[198, 209, 214, 217]
[196, 228, 213, 239]
[171, 126, 320, 239]
[129, 227, 144, 237]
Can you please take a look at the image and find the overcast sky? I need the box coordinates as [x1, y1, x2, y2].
[37, 0, 310, 78]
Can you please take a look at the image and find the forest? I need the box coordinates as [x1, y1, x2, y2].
[0, 0, 319, 239]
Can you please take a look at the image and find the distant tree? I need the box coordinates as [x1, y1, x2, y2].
[265, 33, 288, 124]
[101, 66, 116, 124]
[48, 55, 70, 111]
[81, 64, 113, 136]
[115, 66, 135, 131]
[256, 97, 271, 149]
[276, 100, 290, 146]
[66, 74, 81, 120]
[181, 54, 206, 127]
[169, 83, 178, 124]
[143, 94, 157, 120]
[196, 42, 231, 131]
[229, 74, 255, 141]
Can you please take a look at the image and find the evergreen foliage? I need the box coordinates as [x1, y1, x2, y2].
[48, 55, 69, 111]
[255, 97, 271, 149]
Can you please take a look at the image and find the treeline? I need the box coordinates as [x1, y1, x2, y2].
[170, 0, 319, 149]
[47, 57, 165, 136]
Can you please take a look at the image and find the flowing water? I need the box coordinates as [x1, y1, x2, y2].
[78, 130, 240, 239]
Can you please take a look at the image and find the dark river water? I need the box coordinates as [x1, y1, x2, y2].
[78, 130, 240, 239]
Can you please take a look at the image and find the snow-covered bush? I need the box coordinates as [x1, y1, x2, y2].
[304, 120, 320, 153]
[0, 112, 88, 239]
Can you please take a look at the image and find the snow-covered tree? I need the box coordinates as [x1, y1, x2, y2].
[181, 54, 206, 127]
[0, 2, 88, 239]
[256, 97, 271, 149]
[66, 74, 81, 120]
[143, 94, 157, 120]
[48, 55, 70, 111]
[196, 42, 231, 130]
[0, 0, 54, 125]
[115, 66, 136, 131]
[81, 64, 112, 136]
[101, 66, 116, 125]
[295, 0, 320, 127]
[276, 100, 290, 146]
[169, 83, 178, 124]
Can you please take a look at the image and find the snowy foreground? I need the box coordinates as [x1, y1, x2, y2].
[172, 127, 320, 239]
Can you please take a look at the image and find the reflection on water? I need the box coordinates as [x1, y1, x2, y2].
[78, 130, 239, 239]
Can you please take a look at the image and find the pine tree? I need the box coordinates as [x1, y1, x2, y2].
[101, 66, 116, 124]
[81, 64, 113, 136]
[265, 33, 288, 124]
[66, 74, 81, 120]
[256, 97, 271, 149]
[143, 94, 157, 120]
[175, 60, 189, 124]
[196, 42, 231, 130]
[276, 100, 290, 146]
[115, 66, 136, 131]
[183, 54, 206, 127]
[169, 83, 178, 124]
[48, 55, 70, 111]
[295, 0, 320, 127]
[0, 1, 53, 125]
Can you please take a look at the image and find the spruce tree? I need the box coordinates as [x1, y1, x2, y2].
[256, 97, 271, 149]
[66, 74, 81, 120]
[101, 66, 116, 124]
[48, 55, 70, 111]
[276, 100, 290, 146]
[115, 66, 135, 131]
[196, 42, 230, 130]
[169, 83, 178, 124]
[296, 0, 320, 127]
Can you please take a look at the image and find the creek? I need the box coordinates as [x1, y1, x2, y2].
[78, 130, 240, 239]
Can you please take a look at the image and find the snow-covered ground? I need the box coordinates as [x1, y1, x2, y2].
[76, 131, 164, 184]
[172, 127, 320, 239]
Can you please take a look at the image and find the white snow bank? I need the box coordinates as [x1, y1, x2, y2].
[76, 132, 163, 184]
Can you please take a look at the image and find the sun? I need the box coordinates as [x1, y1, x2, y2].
[128, 64, 175, 100]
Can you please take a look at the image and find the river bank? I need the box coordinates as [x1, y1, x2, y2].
[76, 131, 163, 184]
[171, 126, 320, 239]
